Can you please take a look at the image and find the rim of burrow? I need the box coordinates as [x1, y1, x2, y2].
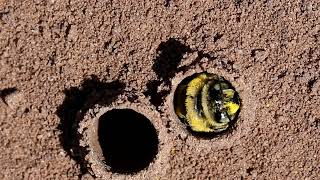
[78, 98, 171, 179]
[165, 66, 257, 146]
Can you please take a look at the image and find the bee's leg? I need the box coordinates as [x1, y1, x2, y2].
[201, 80, 228, 131]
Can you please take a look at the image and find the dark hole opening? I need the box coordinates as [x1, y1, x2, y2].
[98, 109, 159, 174]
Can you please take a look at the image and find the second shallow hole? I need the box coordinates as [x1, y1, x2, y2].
[98, 109, 159, 174]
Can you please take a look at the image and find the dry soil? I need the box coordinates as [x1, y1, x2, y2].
[0, 0, 319, 179]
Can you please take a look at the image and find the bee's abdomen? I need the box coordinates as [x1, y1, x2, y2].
[173, 72, 241, 133]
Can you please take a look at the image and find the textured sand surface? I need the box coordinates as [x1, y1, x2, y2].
[0, 0, 319, 179]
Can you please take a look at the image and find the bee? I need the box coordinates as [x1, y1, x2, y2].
[173, 72, 240, 133]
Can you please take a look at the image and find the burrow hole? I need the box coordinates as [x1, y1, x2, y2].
[173, 72, 241, 136]
[98, 109, 159, 174]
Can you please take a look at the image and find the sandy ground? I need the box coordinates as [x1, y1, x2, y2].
[0, 0, 319, 179]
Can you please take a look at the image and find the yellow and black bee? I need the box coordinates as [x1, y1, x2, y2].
[174, 72, 240, 133]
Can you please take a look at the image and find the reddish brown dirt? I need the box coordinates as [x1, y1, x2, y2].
[0, 0, 319, 179]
